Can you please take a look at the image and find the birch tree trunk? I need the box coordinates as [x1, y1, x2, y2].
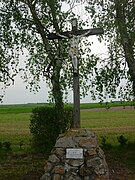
[115, 0, 135, 98]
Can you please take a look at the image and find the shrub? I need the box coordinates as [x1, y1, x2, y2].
[30, 106, 73, 153]
[117, 135, 128, 146]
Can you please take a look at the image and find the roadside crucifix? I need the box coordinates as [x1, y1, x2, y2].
[48, 18, 103, 128]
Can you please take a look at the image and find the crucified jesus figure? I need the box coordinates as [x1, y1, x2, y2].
[57, 29, 92, 73]
[69, 35, 79, 73]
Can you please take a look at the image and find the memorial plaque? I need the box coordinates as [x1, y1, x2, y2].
[66, 148, 83, 159]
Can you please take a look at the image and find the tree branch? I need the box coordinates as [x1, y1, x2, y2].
[0, 68, 15, 84]
[26, 0, 53, 57]
[46, 0, 60, 33]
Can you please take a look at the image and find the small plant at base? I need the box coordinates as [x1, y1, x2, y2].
[19, 140, 24, 150]
[3, 141, 11, 151]
[117, 135, 128, 146]
[101, 136, 107, 146]
[100, 136, 112, 149]
[0, 142, 2, 149]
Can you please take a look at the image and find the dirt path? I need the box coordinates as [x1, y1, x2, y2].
[81, 106, 135, 112]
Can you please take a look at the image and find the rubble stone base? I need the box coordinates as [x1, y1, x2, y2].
[41, 129, 109, 180]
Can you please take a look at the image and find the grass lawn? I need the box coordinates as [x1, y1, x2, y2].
[81, 110, 135, 144]
[0, 113, 30, 151]
[0, 112, 46, 180]
[81, 108, 135, 179]
[81, 111, 135, 128]
[0, 103, 135, 179]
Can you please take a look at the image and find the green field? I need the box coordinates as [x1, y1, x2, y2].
[0, 103, 48, 114]
[0, 101, 134, 113]
[0, 102, 135, 149]
[0, 102, 135, 179]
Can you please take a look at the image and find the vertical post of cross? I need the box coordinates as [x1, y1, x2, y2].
[71, 18, 80, 128]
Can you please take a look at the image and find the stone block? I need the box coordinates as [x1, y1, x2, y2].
[97, 147, 105, 159]
[54, 148, 65, 158]
[79, 137, 97, 148]
[65, 163, 78, 173]
[86, 157, 102, 168]
[94, 164, 107, 175]
[54, 165, 65, 174]
[85, 148, 97, 156]
[55, 136, 76, 148]
[79, 165, 93, 176]
[53, 174, 62, 180]
[83, 176, 90, 180]
[66, 159, 84, 167]
[44, 162, 53, 172]
[95, 175, 109, 180]
[48, 154, 60, 163]
[65, 173, 81, 180]
[40, 173, 50, 180]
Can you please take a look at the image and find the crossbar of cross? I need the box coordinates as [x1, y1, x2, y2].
[48, 28, 104, 40]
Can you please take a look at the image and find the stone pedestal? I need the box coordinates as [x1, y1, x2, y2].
[41, 129, 109, 180]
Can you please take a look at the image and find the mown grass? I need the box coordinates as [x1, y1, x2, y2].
[81, 111, 135, 128]
[0, 113, 30, 149]
[81, 110, 135, 145]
